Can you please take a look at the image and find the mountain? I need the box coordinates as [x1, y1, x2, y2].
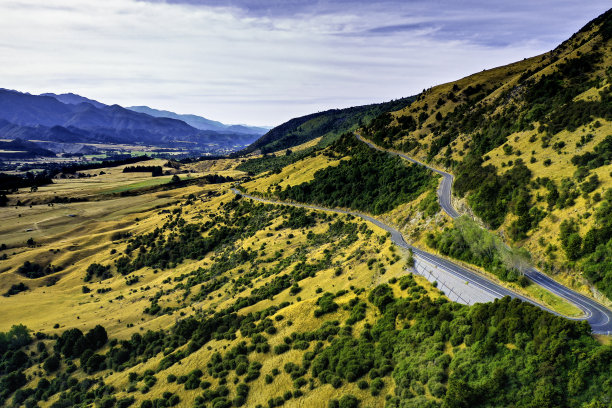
[41, 92, 107, 109]
[239, 96, 416, 155]
[0, 138, 55, 159]
[127, 105, 268, 135]
[0, 89, 260, 151]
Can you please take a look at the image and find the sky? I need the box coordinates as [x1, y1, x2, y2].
[0, 1, 609, 127]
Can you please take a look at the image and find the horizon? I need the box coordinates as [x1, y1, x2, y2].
[0, 1, 609, 127]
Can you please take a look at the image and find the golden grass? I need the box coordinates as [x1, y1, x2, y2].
[242, 153, 348, 194]
[1, 159, 426, 407]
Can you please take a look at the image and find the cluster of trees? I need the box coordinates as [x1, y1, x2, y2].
[571, 134, 612, 169]
[15, 261, 62, 279]
[559, 188, 612, 298]
[426, 216, 531, 284]
[454, 156, 534, 229]
[237, 147, 317, 175]
[3, 283, 28, 297]
[0, 324, 115, 407]
[0, 172, 54, 193]
[278, 133, 435, 215]
[122, 166, 163, 177]
[84, 263, 112, 281]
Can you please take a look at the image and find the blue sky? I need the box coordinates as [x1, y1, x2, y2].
[0, 1, 609, 126]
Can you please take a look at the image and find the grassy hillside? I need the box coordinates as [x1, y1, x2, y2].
[0, 161, 610, 408]
[2, 9, 612, 408]
[360, 9, 612, 301]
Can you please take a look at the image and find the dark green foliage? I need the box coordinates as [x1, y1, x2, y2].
[54, 325, 107, 359]
[314, 293, 339, 317]
[239, 97, 415, 155]
[279, 134, 434, 215]
[338, 394, 360, 408]
[418, 190, 440, 217]
[236, 147, 317, 175]
[43, 355, 60, 373]
[84, 263, 112, 282]
[454, 156, 533, 229]
[16, 261, 62, 279]
[572, 135, 612, 169]
[116, 396, 136, 408]
[368, 284, 394, 312]
[3, 283, 28, 297]
[558, 189, 612, 298]
[346, 299, 367, 325]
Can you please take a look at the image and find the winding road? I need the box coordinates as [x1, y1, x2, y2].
[231, 136, 612, 334]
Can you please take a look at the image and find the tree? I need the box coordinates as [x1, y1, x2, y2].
[565, 233, 583, 261]
[43, 355, 60, 373]
[338, 395, 360, 408]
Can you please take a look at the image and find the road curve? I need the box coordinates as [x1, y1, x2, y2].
[230, 187, 611, 333]
[356, 134, 459, 218]
[354, 134, 612, 334]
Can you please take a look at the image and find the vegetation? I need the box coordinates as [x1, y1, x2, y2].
[426, 216, 531, 283]
[238, 97, 416, 155]
[278, 133, 436, 215]
[15, 261, 62, 279]
[123, 166, 163, 177]
[557, 188, 612, 298]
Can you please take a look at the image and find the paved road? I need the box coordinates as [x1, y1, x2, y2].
[354, 134, 612, 334]
[230, 188, 602, 327]
[356, 134, 460, 218]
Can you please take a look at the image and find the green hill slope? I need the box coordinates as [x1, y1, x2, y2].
[360, 9, 612, 300]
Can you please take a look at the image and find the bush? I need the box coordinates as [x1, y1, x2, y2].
[43, 354, 60, 372]
[338, 395, 360, 408]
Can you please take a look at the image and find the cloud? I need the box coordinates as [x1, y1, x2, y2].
[0, 0, 609, 126]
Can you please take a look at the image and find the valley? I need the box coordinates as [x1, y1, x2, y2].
[1, 6, 612, 408]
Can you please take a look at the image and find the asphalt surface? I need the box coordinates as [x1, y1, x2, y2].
[356, 134, 460, 218]
[354, 134, 612, 334]
[231, 188, 600, 325]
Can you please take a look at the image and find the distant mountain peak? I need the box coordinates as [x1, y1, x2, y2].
[126, 105, 269, 136]
[40, 92, 107, 109]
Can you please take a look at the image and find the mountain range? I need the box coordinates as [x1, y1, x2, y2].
[0, 90, 266, 154]
[126, 105, 268, 136]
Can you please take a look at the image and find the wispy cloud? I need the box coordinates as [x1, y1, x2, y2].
[0, 0, 608, 126]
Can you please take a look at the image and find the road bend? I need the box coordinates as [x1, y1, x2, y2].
[353, 134, 612, 334]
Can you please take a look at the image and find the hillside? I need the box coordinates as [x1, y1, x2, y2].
[2, 8, 612, 408]
[239, 96, 416, 156]
[0, 148, 610, 408]
[358, 9, 612, 300]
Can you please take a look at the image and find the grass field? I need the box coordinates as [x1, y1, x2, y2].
[0, 156, 429, 407]
[0, 142, 604, 407]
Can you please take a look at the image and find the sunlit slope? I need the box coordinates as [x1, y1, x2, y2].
[360, 9, 612, 300]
